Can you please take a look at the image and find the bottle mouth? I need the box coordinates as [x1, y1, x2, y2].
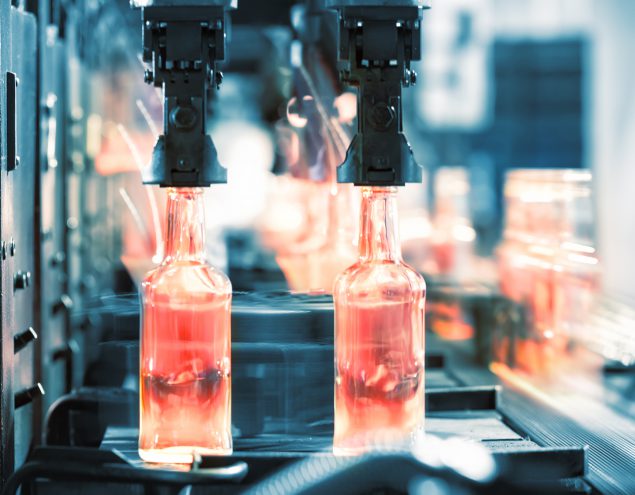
[167, 187, 204, 198]
[361, 186, 398, 196]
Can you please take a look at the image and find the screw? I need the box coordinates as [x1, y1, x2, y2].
[403, 69, 411, 87]
[369, 102, 395, 131]
[215, 70, 223, 90]
[410, 69, 418, 86]
[52, 294, 73, 315]
[170, 106, 197, 130]
[15, 156, 20, 168]
[51, 251, 66, 267]
[66, 217, 79, 230]
[14, 271, 31, 290]
[1, 242, 6, 261]
[144, 69, 154, 83]
[9, 238, 16, 257]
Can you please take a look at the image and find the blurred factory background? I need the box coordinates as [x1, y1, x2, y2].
[0, 0, 634, 493]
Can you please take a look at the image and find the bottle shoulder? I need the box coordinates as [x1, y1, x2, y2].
[334, 260, 426, 298]
[142, 260, 232, 298]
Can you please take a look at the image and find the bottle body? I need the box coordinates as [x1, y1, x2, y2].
[333, 187, 426, 454]
[139, 189, 232, 463]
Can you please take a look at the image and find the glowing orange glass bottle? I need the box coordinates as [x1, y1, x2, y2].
[139, 188, 232, 463]
[333, 187, 426, 455]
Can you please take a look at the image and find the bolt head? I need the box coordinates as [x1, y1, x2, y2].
[9, 239, 16, 256]
[14, 271, 31, 290]
[144, 69, 154, 83]
[369, 102, 396, 131]
[170, 106, 197, 130]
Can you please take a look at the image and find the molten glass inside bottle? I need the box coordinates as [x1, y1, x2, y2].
[139, 188, 232, 463]
[333, 187, 426, 455]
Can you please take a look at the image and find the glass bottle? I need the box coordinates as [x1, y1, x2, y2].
[333, 187, 426, 455]
[139, 188, 232, 463]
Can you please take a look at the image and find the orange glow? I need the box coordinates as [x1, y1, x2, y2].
[270, 179, 357, 293]
[95, 124, 155, 176]
[428, 301, 474, 341]
[489, 362, 557, 408]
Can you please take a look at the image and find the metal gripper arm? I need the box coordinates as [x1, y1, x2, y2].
[132, 0, 236, 187]
[327, 0, 429, 186]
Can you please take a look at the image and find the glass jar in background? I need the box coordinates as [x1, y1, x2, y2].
[139, 188, 232, 463]
[552, 170, 600, 344]
[496, 169, 599, 375]
[498, 171, 562, 374]
[333, 187, 426, 454]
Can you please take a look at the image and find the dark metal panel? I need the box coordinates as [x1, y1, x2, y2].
[64, 8, 92, 391]
[40, 27, 70, 416]
[0, 0, 15, 484]
[1, 3, 40, 485]
[9, 5, 39, 470]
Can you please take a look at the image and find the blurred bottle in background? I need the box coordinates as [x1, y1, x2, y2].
[423, 168, 479, 341]
[431, 167, 477, 279]
[261, 91, 358, 293]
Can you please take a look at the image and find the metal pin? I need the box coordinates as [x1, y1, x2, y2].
[15, 383, 45, 409]
[14, 327, 38, 353]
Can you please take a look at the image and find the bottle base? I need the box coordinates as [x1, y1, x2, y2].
[333, 426, 426, 456]
[139, 446, 233, 464]
[332, 445, 371, 456]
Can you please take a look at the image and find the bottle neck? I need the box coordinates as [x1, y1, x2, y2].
[358, 187, 402, 262]
[163, 188, 206, 262]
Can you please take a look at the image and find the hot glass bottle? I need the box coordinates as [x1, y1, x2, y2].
[333, 187, 426, 455]
[139, 188, 232, 463]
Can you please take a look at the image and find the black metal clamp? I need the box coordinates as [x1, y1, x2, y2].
[2, 447, 248, 495]
[327, 0, 429, 186]
[132, 0, 236, 187]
